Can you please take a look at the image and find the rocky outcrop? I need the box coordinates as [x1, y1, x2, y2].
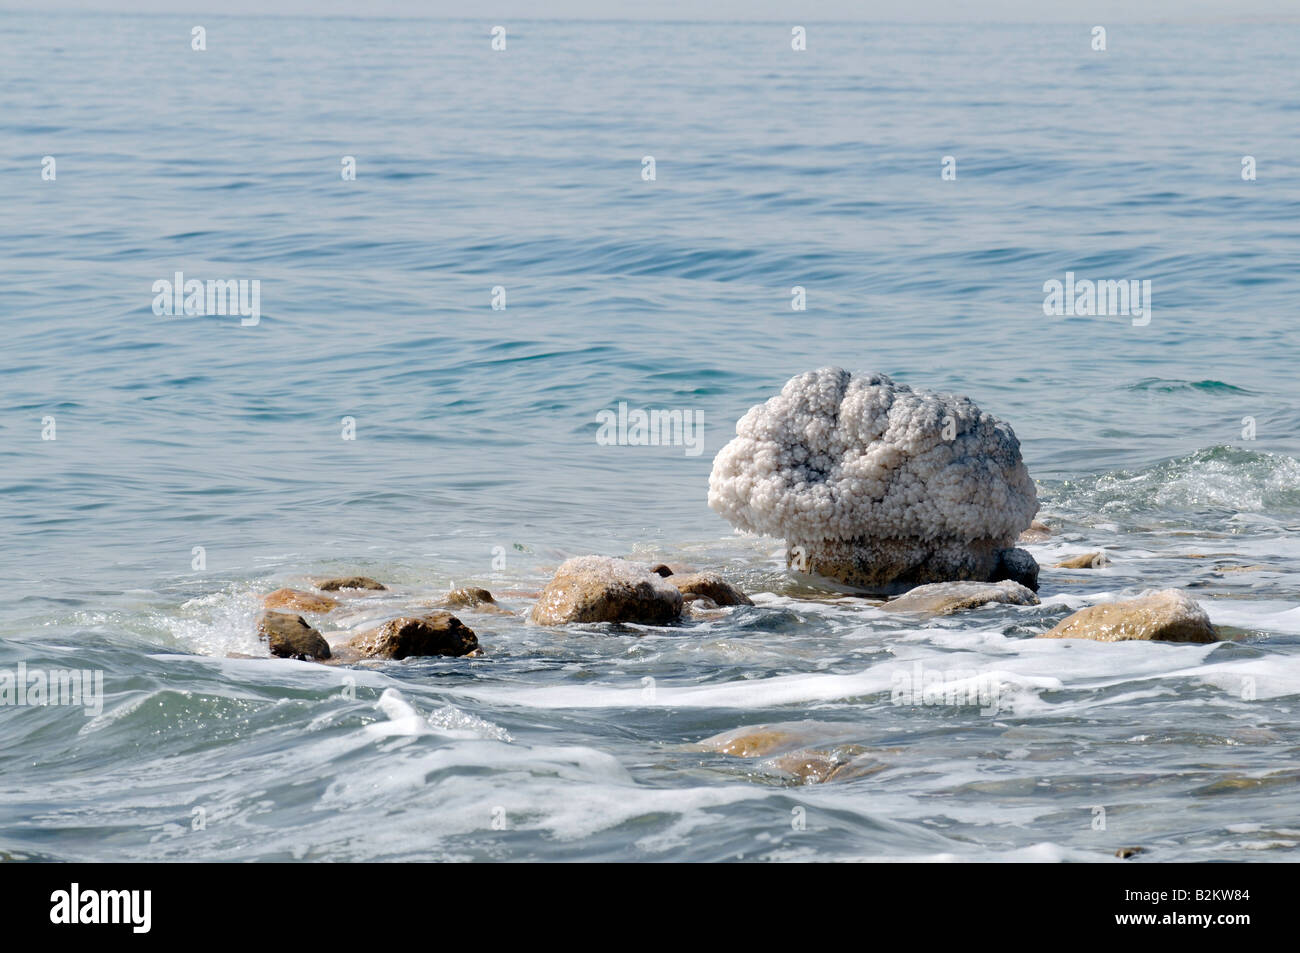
[881, 579, 1039, 615]
[315, 576, 387, 592]
[262, 588, 339, 613]
[708, 369, 1039, 594]
[346, 612, 479, 659]
[258, 611, 332, 660]
[529, 556, 683, 626]
[1037, 589, 1217, 644]
[667, 571, 754, 606]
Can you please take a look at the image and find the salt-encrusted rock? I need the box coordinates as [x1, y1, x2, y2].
[667, 571, 754, 606]
[1037, 589, 1217, 644]
[263, 588, 339, 613]
[316, 575, 387, 592]
[529, 556, 683, 625]
[881, 579, 1039, 615]
[346, 612, 479, 659]
[1018, 519, 1052, 543]
[708, 368, 1039, 593]
[258, 611, 332, 660]
[1055, 551, 1109, 569]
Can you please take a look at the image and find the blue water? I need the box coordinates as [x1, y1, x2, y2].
[2, 14, 1299, 861]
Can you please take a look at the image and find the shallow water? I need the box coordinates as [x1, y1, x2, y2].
[1, 15, 1299, 861]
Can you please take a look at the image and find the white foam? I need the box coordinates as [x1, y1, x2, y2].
[1203, 600, 1300, 635]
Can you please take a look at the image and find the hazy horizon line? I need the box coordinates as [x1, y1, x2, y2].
[4, 8, 1300, 25]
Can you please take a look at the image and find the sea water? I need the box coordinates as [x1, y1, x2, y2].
[1, 14, 1298, 861]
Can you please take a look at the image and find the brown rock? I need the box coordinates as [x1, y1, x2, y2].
[797, 539, 1040, 594]
[529, 556, 683, 626]
[793, 536, 1003, 593]
[823, 755, 891, 784]
[692, 721, 861, 758]
[882, 579, 1039, 615]
[772, 751, 845, 785]
[1054, 551, 1110, 569]
[1037, 589, 1217, 644]
[697, 727, 801, 758]
[262, 588, 339, 613]
[1017, 519, 1052, 543]
[316, 576, 387, 592]
[444, 587, 495, 607]
[684, 595, 726, 619]
[772, 745, 878, 785]
[258, 611, 332, 661]
[346, 612, 479, 659]
[696, 725, 893, 785]
[435, 586, 513, 616]
[1115, 846, 1144, 859]
[650, 564, 674, 577]
[667, 571, 754, 606]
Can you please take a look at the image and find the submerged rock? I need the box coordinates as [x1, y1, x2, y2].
[771, 746, 886, 785]
[1037, 589, 1217, 644]
[346, 612, 479, 659]
[691, 720, 861, 757]
[694, 726, 799, 757]
[683, 596, 726, 620]
[1018, 519, 1052, 543]
[316, 575, 387, 592]
[708, 368, 1039, 594]
[1055, 551, 1109, 569]
[529, 556, 683, 626]
[881, 579, 1039, 615]
[693, 721, 895, 785]
[667, 571, 754, 607]
[262, 588, 339, 613]
[258, 611, 332, 660]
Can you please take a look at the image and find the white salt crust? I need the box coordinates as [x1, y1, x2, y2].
[708, 368, 1038, 546]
